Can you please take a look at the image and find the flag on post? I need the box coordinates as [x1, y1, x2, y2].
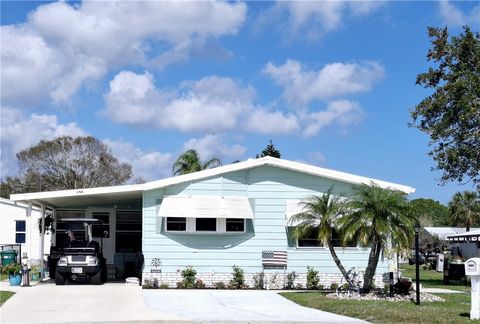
[262, 250, 287, 267]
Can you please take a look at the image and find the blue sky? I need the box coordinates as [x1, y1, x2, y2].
[1, 1, 479, 204]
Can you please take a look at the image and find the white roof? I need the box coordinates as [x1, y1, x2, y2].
[447, 229, 480, 240]
[143, 156, 415, 193]
[424, 227, 480, 241]
[10, 156, 414, 207]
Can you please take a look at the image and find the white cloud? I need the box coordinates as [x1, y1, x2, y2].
[264, 59, 384, 108]
[307, 151, 327, 165]
[303, 100, 364, 137]
[258, 1, 384, 39]
[103, 139, 173, 181]
[245, 110, 299, 134]
[104, 71, 298, 135]
[1, 1, 247, 107]
[439, 1, 480, 27]
[0, 107, 86, 177]
[182, 134, 246, 161]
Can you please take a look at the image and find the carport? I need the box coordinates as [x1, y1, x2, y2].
[10, 184, 143, 280]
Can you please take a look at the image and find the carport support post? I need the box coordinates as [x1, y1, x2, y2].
[39, 203, 46, 281]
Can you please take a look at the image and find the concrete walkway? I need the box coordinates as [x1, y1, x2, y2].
[0, 280, 183, 323]
[143, 290, 367, 323]
[420, 287, 465, 294]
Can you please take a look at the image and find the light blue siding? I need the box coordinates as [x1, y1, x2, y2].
[142, 166, 389, 276]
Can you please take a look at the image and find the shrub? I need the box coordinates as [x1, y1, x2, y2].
[143, 279, 152, 289]
[306, 266, 320, 290]
[152, 278, 159, 288]
[176, 266, 205, 289]
[330, 283, 339, 291]
[285, 271, 297, 289]
[253, 272, 265, 289]
[341, 283, 349, 290]
[318, 284, 324, 290]
[159, 283, 170, 289]
[295, 283, 304, 290]
[229, 265, 246, 289]
[196, 279, 206, 289]
[213, 281, 226, 289]
[394, 278, 412, 295]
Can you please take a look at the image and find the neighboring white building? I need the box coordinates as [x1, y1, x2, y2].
[0, 197, 51, 264]
[424, 227, 480, 241]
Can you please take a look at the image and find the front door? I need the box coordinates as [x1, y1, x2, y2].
[86, 208, 115, 264]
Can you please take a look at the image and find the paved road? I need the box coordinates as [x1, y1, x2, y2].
[1, 280, 366, 323]
[143, 289, 366, 323]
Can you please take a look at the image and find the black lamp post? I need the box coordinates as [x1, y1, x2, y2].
[415, 226, 420, 305]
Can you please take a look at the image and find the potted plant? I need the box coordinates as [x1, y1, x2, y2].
[3, 263, 21, 286]
[31, 265, 40, 281]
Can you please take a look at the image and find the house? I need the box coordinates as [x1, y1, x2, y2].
[0, 197, 51, 264]
[10, 157, 414, 287]
[424, 227, 480, 241]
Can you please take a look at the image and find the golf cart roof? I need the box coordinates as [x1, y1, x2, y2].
[60, 218, 103, 223]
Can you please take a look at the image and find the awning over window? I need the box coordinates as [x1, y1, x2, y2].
[158, 196, 254, 219]
[285, 200, 304, 226]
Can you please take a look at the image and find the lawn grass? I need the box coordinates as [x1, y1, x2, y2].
[281, 264, 474, 323]
[281, 292, 474, 324]
[0, 291, 15, 306]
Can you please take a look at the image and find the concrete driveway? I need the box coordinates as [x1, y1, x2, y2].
[0, 280, 182, 323]
[1, 280, 365, 323]
[143, 290, 366, 323]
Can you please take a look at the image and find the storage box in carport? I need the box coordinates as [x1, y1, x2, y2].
[1, 250, 17, 266]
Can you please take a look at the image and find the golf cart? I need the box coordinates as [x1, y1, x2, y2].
[48, 218, 107, 285]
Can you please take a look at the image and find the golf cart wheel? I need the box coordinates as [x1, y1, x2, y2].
[91, 271, 102, 285]
[55, 271, 65, 285]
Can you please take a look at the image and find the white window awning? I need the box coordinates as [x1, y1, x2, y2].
[285, 200, 304, 226]
[158, 196, 254, 219]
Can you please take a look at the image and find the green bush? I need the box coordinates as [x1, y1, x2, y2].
[330, 283, 339, 290]
[341, 283, 349, 290]
[213, 281, 226, 289]
[253, 272, 265, 289]
[295, 283, 304, 290]
[285, 271, 297, 289]
[306, 266, 320, 290]
[159, 283, 170, 289]
[229, 265, 246, 289]
[176, 266, 206, 289]
[152, 278, 159, 288]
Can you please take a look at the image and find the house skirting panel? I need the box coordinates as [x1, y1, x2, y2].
[142, 271, 386, 289]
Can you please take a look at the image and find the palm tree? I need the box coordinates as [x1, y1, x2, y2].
[290, 189, 352, 284]
[172, 149, 221, 176]
[449, 191, 480, 232]
[339, 183, 415, 292]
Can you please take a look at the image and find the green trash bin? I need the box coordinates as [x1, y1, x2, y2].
[1, 250, 18, 267]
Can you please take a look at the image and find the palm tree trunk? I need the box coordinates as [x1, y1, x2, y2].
[363, 235, 382, 292]
[327, 239, 351, 284]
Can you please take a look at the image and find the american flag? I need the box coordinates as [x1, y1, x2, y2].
[262, 250, 288, 267]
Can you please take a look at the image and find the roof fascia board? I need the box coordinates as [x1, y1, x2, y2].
[10, 184, 143, 202]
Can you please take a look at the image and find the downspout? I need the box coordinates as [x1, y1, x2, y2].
[26, 202, 32, 262]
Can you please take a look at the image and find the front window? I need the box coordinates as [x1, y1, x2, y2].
[195, 218, 216, 232]
[166, 217, 187, 231]
[15, 220, 26, 244]
[226, 218, 245, 232]
[296, 228, 357, 248]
